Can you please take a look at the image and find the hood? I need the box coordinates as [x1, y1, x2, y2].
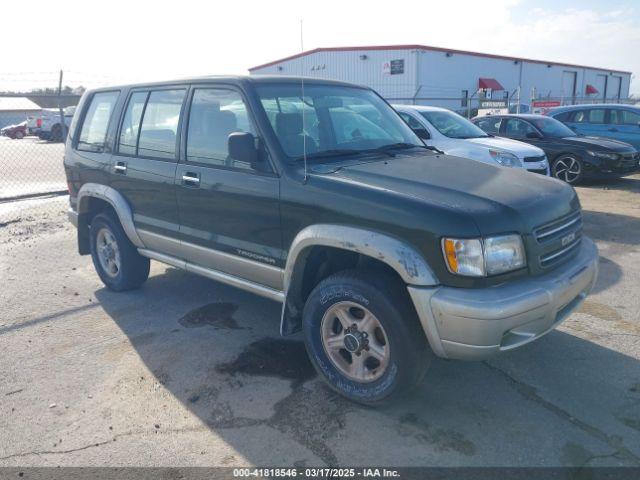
[314, 153, 578, 236]
[465, 136, 545, 157]
[562, 135, 636, 152]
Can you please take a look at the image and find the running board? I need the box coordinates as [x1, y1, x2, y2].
[138, 249, 285, 303]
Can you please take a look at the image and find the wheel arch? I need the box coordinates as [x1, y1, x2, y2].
[76, 183, 144, 254]
[280, 224, 438, 336]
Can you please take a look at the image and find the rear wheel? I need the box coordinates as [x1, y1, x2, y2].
[302, 270, 431, 405]
[14, 131, 24, 140]
[552, 155, 583, 184]
[90, 213, 150, 291]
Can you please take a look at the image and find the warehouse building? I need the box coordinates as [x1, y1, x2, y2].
[249, 45, 632, 113]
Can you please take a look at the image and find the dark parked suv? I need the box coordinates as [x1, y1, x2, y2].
[64, 76, 598, 404]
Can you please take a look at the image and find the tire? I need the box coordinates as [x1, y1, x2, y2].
[302, 270, 431, 405]
[14, 131, 24, 140]
[90, 212, 150, 291]
[51, 124, 63, 142]
[552, 155, 583, 185]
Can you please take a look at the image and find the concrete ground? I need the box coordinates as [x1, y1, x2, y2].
[0, 176, 639, 467]
[0, 136, 65, 199]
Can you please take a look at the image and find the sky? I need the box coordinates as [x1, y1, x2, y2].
[1, 0, 639, 95]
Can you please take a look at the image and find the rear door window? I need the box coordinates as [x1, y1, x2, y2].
[610, 109, 640, 125]
[137, 89, 186, 159]
[77, 91, 120, 152]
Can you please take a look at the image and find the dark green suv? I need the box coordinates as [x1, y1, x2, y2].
[64, 76, 598, 405]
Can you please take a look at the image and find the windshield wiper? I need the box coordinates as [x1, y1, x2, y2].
[424, 145, 444, 154]
[294, 149, 362, 161]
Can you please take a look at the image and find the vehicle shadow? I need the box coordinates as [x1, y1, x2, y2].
[578, 175, 640, 193]
[582, 210, 640, 246]
[95, 267, 640, 467]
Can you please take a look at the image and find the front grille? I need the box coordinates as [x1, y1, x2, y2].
[523, 155, 546, 163]
[620, 152, 640, 168]
[529, 168, 548, 175]
[534, 210, 583, 269]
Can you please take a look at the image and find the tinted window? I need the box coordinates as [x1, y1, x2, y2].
[504, 118, 537, 137]
[610, 108, 640, 125]
[474, 117, 501, 134]
[186, 88, 255, 169]
[574, 109, 605, 124]
[118, 91, 147, 155]
[137, 89, 186, 159]
[77, 91, 119, 152]
[529, 117, 576, 138]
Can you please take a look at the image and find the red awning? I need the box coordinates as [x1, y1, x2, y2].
[478, 78, 504, 90]
[585, 84, 599, 95]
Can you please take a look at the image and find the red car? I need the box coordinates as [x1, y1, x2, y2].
[1, 121, 28, 139]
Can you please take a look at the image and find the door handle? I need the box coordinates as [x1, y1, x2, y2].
[608, 128, 618, 132]
[182, 173, 200, 186]
[114, 161, 127, 174]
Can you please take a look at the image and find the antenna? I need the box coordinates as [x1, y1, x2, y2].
[300, 19, 308, 184]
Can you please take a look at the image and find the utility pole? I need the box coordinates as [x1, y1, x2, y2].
[57, 70, 66, 142]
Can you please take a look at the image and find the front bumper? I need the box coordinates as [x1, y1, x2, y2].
[408, 237, 598, 360]
[524, 160, 550, 175]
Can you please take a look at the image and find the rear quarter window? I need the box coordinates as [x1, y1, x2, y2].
[76, 91, 120, 152]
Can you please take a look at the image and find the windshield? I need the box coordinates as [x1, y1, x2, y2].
[419, 110, 489, 139]
[529, 117, 576, 138]
[255, 83, 423, 161]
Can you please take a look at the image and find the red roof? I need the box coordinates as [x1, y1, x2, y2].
[249, 44, 632, 75]
[479, 78, 504, 90]
[585, 84, 599, 95]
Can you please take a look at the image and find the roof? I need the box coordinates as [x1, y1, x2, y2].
[87, 74, 364, 93]
[549, 103, 640, 112]
[249, 44, 632, 75]
[0, 97, 41, 112]
[392, 104, 448, 113]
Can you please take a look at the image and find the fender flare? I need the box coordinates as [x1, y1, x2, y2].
[76, 183, 145, 248]
[280, 224, 438, 335]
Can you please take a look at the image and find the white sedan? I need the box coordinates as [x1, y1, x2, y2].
[394, 105, 549, 175]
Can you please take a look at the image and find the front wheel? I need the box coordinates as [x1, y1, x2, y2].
[14, 131, 24, 140]
[302, 270, 431, 405]
[552, 155, 583, 184]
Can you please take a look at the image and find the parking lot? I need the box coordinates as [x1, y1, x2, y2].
[0, 136, 66, 199]
[0, 174, 638, 468]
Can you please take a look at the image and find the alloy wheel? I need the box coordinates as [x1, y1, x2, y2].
[553, 156, 581, 184]
[96, 227, 121, 278]
[320, 301, 390, 383]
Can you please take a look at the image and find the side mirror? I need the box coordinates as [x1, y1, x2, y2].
[526, 131, 542, 139]
[413, 128, 431, 140]
[228, 132, 260, 169]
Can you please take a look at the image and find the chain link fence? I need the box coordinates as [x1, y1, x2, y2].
[0, 93, 80, 202]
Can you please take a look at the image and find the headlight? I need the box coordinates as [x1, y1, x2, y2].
[489, 150, 522, 167]
[587, 150, 618, 160]
[442, 234, 526, 277]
